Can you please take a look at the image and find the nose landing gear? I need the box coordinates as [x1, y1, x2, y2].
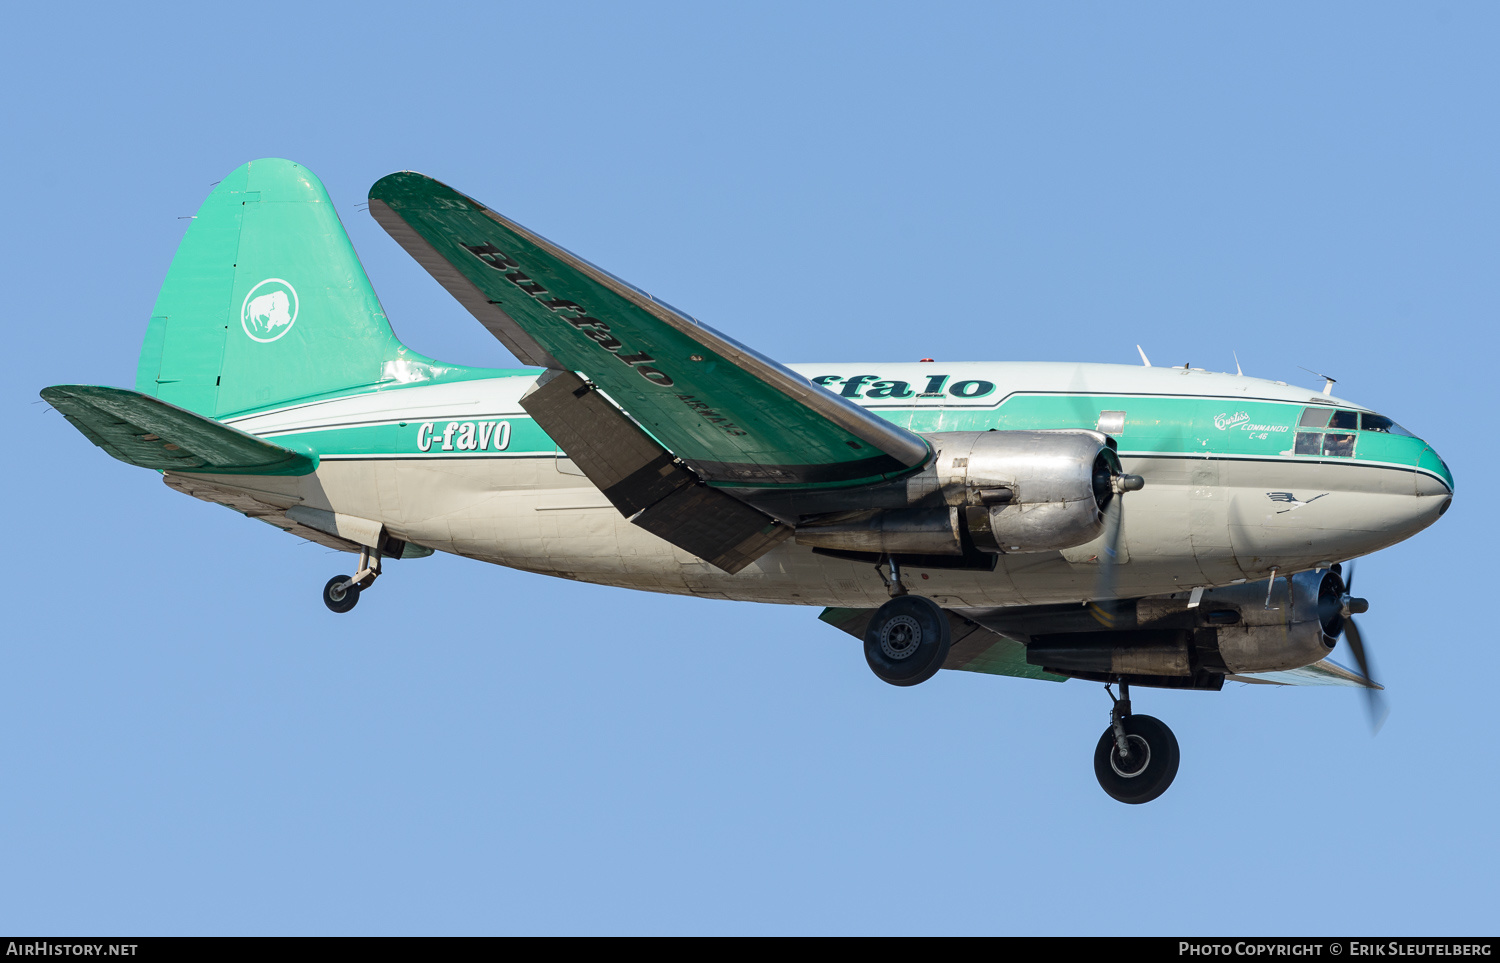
[1093, 681, 1180, 804]
[322, 544, 382, 614]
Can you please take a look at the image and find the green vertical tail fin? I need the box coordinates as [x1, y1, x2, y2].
[136, 158, 421, 417]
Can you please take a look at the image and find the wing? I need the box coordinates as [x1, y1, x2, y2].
[368, 172, 930, 490]
[1227, 659, 1382, 688]
[819, 607, 1067, 682]
[41, 385, 316, 476]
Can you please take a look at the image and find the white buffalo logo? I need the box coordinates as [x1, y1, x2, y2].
[240, 279, 299, 342]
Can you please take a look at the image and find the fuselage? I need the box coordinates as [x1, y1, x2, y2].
[191, 361, 1452, 609]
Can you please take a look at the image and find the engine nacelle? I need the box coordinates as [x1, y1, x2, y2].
[789, 506, 964, 556]
[1184, 570, 1343, 674]
[932, 429, 1120, 553]
[795, 430, 1124, 556]
[981, 569, 1349, 684]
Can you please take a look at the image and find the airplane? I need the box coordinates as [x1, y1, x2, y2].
[42, 158, 1453, 804]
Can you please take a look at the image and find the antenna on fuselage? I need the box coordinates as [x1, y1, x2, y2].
[1233, 351, 1243, 376]
[1298, 365, 1338, 395]
[1136, 345, 1152, 367]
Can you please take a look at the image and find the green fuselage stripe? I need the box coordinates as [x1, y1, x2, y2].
[255, 384, 1451, 491]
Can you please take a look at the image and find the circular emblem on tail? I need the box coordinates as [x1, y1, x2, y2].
[240, 279, 299, 343]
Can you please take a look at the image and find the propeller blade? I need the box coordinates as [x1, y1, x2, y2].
[1087, 496, 1125, 626]
[1096, 497, 1123, 598]
[1342, 617, 1389, 734]
[1344, 560, 1356, 595]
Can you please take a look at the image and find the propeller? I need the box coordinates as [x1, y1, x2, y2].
[1086, 466, 1143, 627]
[1061, 364, 1145, 626]
[1321, 562, 1389, 734]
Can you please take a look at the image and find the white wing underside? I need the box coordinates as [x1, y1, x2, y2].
[1228, 659, 1381, 689]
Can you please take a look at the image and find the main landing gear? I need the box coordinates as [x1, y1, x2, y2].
[1094, 681, 1180, 804]
[322, 544, 382, 614]
[864, 593, 952, 686]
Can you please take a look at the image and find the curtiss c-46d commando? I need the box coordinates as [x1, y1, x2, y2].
[44, 160, 1453, 803]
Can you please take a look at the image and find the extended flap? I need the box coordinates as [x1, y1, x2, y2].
[521, 369, 789, 573]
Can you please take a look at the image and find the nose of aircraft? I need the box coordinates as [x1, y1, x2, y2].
[1410, 438, 1453, 526]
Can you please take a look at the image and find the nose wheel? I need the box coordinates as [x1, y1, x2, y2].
[322, 545, 381, 614]
[1093, 682, 1180, 804]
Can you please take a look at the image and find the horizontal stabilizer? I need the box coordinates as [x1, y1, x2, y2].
[42, 384, 316, 476]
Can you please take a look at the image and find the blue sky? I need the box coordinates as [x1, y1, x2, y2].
[3, 2, 1494, 934]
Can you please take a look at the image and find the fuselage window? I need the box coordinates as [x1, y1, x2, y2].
[1322, 432, 1357, 457]
[1295, 432, 1323, 455]
[1299, 407, 1332, 428]
[1328, 410, 1359, 430]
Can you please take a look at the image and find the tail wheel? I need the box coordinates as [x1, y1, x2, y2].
[323, 575, 360, 614]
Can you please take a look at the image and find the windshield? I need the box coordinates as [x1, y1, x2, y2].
[1298, 407, 1415, 438]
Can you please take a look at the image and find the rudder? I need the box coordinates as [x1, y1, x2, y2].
[137, 159, 413, 417]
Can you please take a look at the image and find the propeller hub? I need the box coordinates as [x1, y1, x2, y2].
[1341, 595, 1370, 617]
[1112, 473, 1144, 494]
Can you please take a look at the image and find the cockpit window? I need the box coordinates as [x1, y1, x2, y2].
[1360, 413, 1416, 437]
[1296, 431, 1357, 457]
[1322, 432, 1357, 457]
[1295, 406, 1416, 455]
[1295, 407, 1359, 458]
[1299, 406, 1420, 442]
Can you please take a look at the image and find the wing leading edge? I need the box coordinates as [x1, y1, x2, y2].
[368, 172, 930, 489]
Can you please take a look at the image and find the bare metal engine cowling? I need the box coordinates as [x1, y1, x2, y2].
[1185, 570, 1343, 674]
[938, 429, 1119, 553]
[1000, 569, 1347, 682]
[794, 430, 1121, 556]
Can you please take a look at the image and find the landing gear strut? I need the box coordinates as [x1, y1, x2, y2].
[322, 544, 381, 614]
[1093, 681, 1180, 804]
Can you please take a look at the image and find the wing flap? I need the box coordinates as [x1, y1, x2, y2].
[43, 385, 316, 476]
[368, 172, 930, 488]
[522, 369, 789, 573]
[521, 369, 690, 516]
[632, 483, 791, 575]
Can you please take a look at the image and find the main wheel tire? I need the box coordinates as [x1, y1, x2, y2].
[863, 595, 951, 686]
[1093, 714, 1180, 804]
[323, 575, 360, 614]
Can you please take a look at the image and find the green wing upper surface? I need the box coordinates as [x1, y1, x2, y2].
[368, 172, 929, 489]
[42, 385, 316, 476]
